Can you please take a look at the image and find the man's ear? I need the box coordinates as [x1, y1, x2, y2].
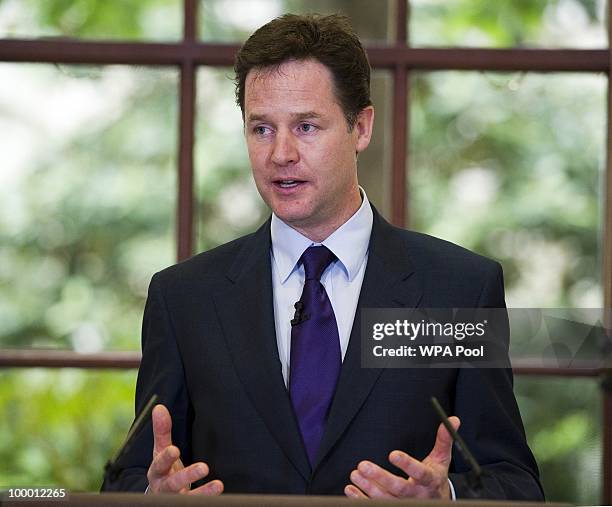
[354, 105, 375, 154]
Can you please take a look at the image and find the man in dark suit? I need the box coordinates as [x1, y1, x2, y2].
[103, 13, 544, 501]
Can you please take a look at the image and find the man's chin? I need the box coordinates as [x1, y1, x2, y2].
[274, 213, 312, 228]
[271, 202, 313, 225]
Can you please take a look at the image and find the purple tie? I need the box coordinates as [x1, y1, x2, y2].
[289, 246, 341, 466]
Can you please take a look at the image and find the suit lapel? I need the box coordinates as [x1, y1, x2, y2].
[314, 209, 423, 469]
[213, 221, 311, 481]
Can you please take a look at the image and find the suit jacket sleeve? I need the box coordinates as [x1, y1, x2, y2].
[101, 273, 193, 492]
[448, 262, 544, 500]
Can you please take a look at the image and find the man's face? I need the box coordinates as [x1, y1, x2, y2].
[244, 58, 374, 241]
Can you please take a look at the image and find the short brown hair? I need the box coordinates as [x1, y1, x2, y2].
[234, 13, 371, 128]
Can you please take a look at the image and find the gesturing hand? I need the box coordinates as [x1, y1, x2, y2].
[146, 404, 224, 495]
[345, 416, 460, 499]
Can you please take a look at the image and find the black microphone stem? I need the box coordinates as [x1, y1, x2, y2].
[431, 396, 483, 497]
[104, 393, 159, 482]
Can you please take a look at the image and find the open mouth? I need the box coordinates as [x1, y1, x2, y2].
[274, 179, 305, 189]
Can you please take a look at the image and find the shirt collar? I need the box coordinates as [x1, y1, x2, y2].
[271, 187, 373, 283]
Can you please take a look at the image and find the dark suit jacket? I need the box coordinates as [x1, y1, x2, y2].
[102, 209, 544, 500]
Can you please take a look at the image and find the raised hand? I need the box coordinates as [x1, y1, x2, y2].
[146, 404, 224, 495]
[345, 416, 460, 499]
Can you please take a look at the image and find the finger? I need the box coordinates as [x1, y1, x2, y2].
[152, 404, 173, 456]
[357, 461, 408, 497]
[148, 445, 181, 480]
[189, 479, 224, 496]
[350, 469, 395, 499]
[162, 462, 210, 493]
[429, 416, 461, 465]
[389, 451, 435, 486]
[344, 484, 367, 498]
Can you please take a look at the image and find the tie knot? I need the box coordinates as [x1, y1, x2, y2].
[300, 246, 336, 281]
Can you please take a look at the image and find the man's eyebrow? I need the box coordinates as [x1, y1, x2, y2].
[292, 111, 322, 121]
[246, 111, 322, 123]
[246, 113, 268, 123]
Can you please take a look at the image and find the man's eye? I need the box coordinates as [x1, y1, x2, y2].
[299, 123, 316, 133]
[254, 126, 270, 135]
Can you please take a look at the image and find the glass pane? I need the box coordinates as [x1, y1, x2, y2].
[0, 64, 178, 350]
[409, 0, 607, 48]
[199, 0, 394, 42]
[409, 72, 605, 307]
[195, 68, 392, 250]
[515, 376, 602, 503]
[0, 0, 181, 40]
[0, 368, 137, 491]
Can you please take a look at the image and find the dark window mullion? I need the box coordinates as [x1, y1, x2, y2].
[176, 0, 198, 261]
[177, 60, 196, 261]
[184, 0, 197, 42]
[391, 0, 408, 227]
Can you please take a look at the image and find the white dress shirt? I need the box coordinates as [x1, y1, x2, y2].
[270, 189, 373, 387]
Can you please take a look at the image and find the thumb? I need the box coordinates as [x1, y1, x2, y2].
[152, 404, 173, 456]
[428, 416, 460, 466]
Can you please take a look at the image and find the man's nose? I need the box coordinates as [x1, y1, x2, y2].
[270, 130, 299, 166]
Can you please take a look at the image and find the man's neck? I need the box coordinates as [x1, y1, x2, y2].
[288, 193, 363, 243]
